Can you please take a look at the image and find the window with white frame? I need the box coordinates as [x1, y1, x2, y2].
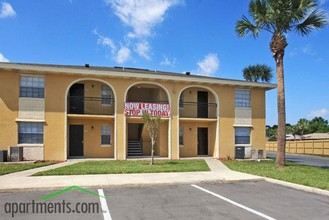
[18, 122, 44, 144]
[179, 93, 184, 108]
[179, 127, 184, 145]
[235, 89, 250, 108]
[235, 127, 251, 145]
[101, 125, 111, 145]
[20, 76, 45, 98]
[101, 85, 112, 105]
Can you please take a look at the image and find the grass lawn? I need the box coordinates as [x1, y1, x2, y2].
[0, 162, 55, 175]
[33, 159, 210, 176]
[223, 160, 329, 190]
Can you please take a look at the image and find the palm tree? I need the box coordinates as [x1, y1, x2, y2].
[243, 64, 273, 82]
[296, 118, 310, 135]
[236, 0, 327, 167]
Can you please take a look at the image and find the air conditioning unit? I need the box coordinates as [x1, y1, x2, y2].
[251, 149, 263, 159]
[10, 147, 23, 162]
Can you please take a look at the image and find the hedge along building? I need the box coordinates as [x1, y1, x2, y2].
[0, 62, 276, 161]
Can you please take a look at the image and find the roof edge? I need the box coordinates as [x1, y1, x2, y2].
[0, 62, 277, 90]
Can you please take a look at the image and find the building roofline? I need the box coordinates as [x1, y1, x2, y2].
[0, 62, 277, 90]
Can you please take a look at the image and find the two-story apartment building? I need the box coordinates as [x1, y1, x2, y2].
[0, 62, 276, 161]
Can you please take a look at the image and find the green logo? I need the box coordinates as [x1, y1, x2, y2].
[39, 185, 109, 201]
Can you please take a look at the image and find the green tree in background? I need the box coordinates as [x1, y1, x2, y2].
[242, 64, 273, 82]
[296, 118, 310, 135]
[308, 117, 329, 133]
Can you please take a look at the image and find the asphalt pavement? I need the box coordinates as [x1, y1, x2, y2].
[1, 181, 328, 220]
[267, 151, 329, 169]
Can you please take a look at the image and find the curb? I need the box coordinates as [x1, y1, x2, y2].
[264, 178, 329, 197]
[0, 178, 265, 193]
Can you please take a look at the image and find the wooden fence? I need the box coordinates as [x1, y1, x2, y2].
[266, 140, 329, 156]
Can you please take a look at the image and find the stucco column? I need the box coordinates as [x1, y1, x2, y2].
[171, 115, 179, 159]
[115, 114, 126, 160]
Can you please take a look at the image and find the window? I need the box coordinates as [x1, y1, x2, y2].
[179, 93, 184, 108]
[101, 125, 111, 145]
[101, 85, 112, 105]
[235, 90, 250, 108]
[179, 127, 184, 145]
[235, 127, 251, 145]
[20, 76, 45, 98]
[18, 122, 44, 144]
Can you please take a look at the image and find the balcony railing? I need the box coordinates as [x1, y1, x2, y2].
[68, 96, 115, 115]
[179, 102, 217, 119]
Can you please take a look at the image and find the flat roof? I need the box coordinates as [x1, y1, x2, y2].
[0, 62, 277, 90]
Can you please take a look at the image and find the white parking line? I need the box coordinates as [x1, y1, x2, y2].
[98, 189, 112, 220]
[191, 184, 276, 220]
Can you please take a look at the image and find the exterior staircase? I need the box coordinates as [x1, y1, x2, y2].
[128, 140, 143, 156]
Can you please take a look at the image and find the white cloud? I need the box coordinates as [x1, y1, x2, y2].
[160, 56, 176, 67]
[195, 53, 220, 76]
[115, 46, 131, 64]
[0, 53, 9, 62]
[135, 41, 151, 60]
[301, 45, 316, 56]
[105, 0, 182, 38]
[94, 29, 116, 53]
[289, 45, 317, 57]
[307, 108, 329, 118]
[0, 2, 16, 18]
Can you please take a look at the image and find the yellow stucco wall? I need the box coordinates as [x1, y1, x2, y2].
[0, 67, 269, 161]
[0, 70, 19, 151]
[179, 121, 217, 157]
[251, 88, 266, 156]
[68, 118, 114, 158]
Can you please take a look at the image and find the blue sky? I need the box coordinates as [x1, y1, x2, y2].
[1, 0, 329, 125]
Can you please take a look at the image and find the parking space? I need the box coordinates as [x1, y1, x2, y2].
[0, 181, 328, 220]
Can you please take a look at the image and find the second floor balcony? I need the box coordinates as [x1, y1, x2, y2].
[179, 102, 217, 119]
[68, 96, 115, 115]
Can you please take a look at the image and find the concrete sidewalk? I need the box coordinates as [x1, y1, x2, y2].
[0, 158, 328, 197]
[0, 158, 263, 192]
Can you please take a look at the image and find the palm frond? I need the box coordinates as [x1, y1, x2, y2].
[294, 9, 328, 36]
[235, 16, 260, 38]
[250, 0, 271, 28]
[242, 64, 273, 83]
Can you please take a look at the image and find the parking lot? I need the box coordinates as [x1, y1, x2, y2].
[1, 181, 328, 220]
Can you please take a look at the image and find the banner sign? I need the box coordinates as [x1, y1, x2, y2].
[124, 102, 170, 118]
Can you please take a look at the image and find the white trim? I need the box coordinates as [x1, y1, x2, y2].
[17, 144, 44, 147]
[233, 124, 253, 127]
[100, 145, 112, 148]
[235, 144, 252, 147]
[16, 118, 45, 122]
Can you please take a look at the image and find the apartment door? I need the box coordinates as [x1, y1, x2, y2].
[69, 125, 84, 156]
[197, 91, 208, 118]
[69, 83, 84, 114]
[198, 128, 208, 155]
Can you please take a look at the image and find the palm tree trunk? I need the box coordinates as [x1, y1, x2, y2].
[276, 55, 286, 167]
